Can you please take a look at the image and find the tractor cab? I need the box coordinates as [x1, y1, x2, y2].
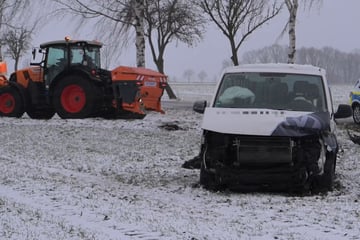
[32, 37, 103, 88]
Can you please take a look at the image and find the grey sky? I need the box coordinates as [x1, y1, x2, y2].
[33, 0, 360, 80]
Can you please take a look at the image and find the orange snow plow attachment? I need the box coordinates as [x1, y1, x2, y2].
[111, 66, 167, 114]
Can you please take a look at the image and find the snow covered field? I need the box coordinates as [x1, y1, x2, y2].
[0, 83, 360, 240]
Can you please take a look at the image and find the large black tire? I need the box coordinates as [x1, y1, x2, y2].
[52, 76, 97, 119]
[26, 107, 56, 119]
[0, 87, 25, 118]
[352, 104, 360, 124]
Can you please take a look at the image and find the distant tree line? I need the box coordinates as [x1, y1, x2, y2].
[242, 44, 360, 84]
[0, 0, 326, 74]
[1, 0, 354, 87]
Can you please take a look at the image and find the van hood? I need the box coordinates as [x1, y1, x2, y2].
[201, 108, 330, 137]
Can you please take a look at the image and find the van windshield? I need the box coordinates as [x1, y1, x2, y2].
[214, 72, 327, 112]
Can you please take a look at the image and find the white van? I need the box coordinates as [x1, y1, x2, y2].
[193, 63, 352, 193]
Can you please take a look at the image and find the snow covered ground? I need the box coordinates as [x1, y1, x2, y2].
[0, 83, 360, 240]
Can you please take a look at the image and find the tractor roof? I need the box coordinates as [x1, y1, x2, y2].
[40, 40, 103, 49]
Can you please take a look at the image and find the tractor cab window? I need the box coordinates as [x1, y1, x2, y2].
[45, 46, 67, 85]
[70, 45, 100, 69]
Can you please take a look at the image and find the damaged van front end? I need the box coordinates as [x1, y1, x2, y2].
[195, 64, 352, 193]
[200, 110, 338, 192]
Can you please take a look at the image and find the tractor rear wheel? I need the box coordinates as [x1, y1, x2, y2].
[53, 76, 97, 119]
[0, 87, 25, 118]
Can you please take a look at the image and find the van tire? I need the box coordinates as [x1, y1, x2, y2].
[200, 162, 219, 191]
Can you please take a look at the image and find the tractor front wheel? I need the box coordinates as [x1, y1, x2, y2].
[53, 76, 97, 119]
[0, 87, 25, 118]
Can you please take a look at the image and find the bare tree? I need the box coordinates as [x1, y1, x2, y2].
[54, 0, 146, 67]
[54, 0, 204, 72]
[283, 0, 322, 63]
[0, 0, 30, 61]
[3, 27, 32, 71]
[200, 0, 282, 66]
[143, 0, 204, 99]
[54, 0, 204, 99]
[144, 0, 204, 74]
[144, 0, 204, 99]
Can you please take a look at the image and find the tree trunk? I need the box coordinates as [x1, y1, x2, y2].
[155, 54, 177, 99]
[14, 57, 19, 71]
[150, 39, 177, 99]
[229, 38, 239, 66]
[164, 82, 177, 99]
[155, 56, 164, 74]
[134, 0, 145, 67]
[287, 0, 298, 64]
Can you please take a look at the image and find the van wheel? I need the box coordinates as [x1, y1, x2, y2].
[53, 76, 96, 119]
[200, 162, 219, 191]
[322, 152, 336, 191]
[313, 152, 336, 193]
[352, 104, 360, 124]
[0, 87, 25, 118]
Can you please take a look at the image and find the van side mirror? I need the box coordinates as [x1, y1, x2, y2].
[193, 100, 207, 114]
[334, 104, 352, 119]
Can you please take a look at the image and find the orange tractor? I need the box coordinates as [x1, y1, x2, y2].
[0, 37, 167, 119]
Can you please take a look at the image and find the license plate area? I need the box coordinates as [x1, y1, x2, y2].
[232, 136, 292, 164]
[144, 81, 157, 87]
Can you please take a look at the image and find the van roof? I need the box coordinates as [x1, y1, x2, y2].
[224, 63, 325, 76]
